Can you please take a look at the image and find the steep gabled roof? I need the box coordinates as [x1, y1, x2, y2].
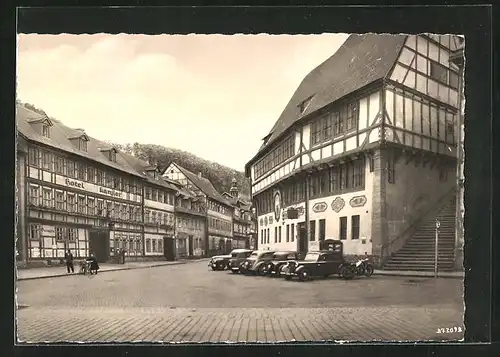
[246, 34, 406, 169]
[172, 163, 233, 207]
[16, 104, 143, 178]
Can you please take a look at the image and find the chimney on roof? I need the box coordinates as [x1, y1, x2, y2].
[230, 177, 239, 198]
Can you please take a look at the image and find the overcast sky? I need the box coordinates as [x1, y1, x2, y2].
[17, 34, 348, 171]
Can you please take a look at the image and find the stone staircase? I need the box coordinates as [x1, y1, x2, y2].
[383, 197, 457, 272]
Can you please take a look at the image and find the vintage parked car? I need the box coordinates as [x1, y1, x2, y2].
[227, 249, 254, 273]
[208, 253, 232, 271]
[259, 251, 299, 277]
[280, 240, 355, 281]
[239, 250, 276, 275]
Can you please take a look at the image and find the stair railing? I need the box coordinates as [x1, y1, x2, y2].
[380, 186, 457, 266]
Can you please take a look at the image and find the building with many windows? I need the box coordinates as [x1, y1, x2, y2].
[245, 34, 462, 269]
[162, 163, 234, 256]
[172, 182, 207, 257]
[222, 178, 254, 250]
[121, 154, 178, 260]
[16, 104, 212, 265]
[17, 105, 144, 265]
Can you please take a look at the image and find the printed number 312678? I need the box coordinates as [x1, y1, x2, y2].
[437, 326, 463, 334]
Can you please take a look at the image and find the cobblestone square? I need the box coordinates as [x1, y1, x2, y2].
[16, 261, 464, 343]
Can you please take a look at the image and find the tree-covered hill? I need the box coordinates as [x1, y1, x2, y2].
[113, 142, 251, 200]
[18, 101, 251, 200]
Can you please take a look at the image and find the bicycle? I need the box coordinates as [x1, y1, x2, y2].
[79, 260, 93, 277]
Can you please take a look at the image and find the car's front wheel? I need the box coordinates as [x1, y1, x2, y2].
[258, 264, 268, 276]
[298, 269, 309, 282]
[284, 275, 292, 281]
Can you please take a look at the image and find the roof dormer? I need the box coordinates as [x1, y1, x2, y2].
[262, 133, 272, 146]
[27, 115, 53, 138]
[99, 146, 118, 162]
[145, 165, 160, 180]
[68, 129, 90, 152]
[298, 94, 314, 115]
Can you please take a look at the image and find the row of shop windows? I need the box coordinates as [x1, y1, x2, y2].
[208, 217, 232, 233]
[255, 157, 366, 215]
[28, 147, 142, 194]
[28, 185, 143, 222]
[259, 215, 360, 244]
[177, 216, 203, 231]
[27, 223, 166, 256]
[113, 232, 143, 256]
[144, 209, 175, 226]
[310, 102, 359, 147]
[29, 224, 78, 242]
[145, 186, 175, 205]
[254, 135, 295, 180]
[145, 237, 163, 253]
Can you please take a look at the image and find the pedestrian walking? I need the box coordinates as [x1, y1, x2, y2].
[121, 248, 126, 264]
[65, 250, 74, 273]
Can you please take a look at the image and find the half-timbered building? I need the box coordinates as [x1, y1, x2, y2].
[121, 154, 178, 260]
[222, 178, 253, 250]
[245, 34, 463, 270]
[162, 163, 234, 256]
[17, 104, 144, 265]
[172, 182, 207, 258]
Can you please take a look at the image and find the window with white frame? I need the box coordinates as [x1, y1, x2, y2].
[29, 185, 39, 206]
[55, 227, 65, 241]
[55, 191, 64, 211]
[87, 198, 96, 216]
[29, 224, 41, 241]
[78, 196, 86, 214]
[68, 228, 77, 241]
[42, 124, 50, 138]
[42, 152, 52, 170]
[67, 194, 76, 212]
[42, 188, 53, 208]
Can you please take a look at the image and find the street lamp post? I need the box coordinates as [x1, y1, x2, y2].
[435, 218, 440, 278]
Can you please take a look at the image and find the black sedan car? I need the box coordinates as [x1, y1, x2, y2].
[227, 249, 254, 273]
[258, 251, 299, 277]
[239, 250, 276, 275]
[280, 250, 355, 281]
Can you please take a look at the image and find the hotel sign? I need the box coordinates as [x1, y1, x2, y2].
[99, 187, 123, 198]
[56, 175, 129, 200]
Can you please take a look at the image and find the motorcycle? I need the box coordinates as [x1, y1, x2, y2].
[354, 257, 374, 277]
